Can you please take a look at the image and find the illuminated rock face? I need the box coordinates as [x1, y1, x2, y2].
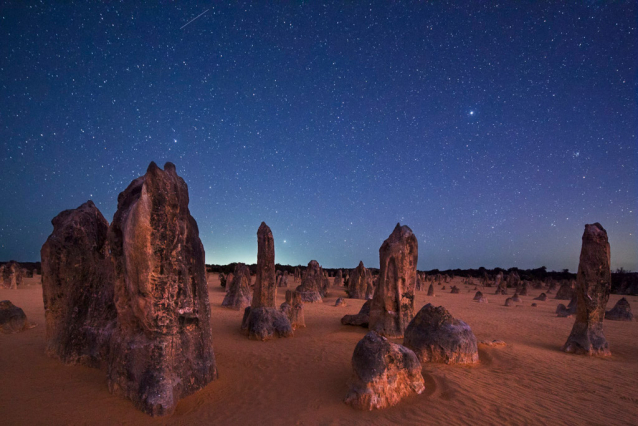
[295, 260, 324, 302]
[403, 304, 479, 365]
[106, 162, 217, 416]
[222, 264, 252, 310]
[344, 331, 424, 411]
[241, 222, 293, 341]
[368, 224, 418, 338]
[562, 223, 612, 357]
[40, 201, 116, 367]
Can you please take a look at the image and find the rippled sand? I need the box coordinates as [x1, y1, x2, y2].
[1, 275, 637, 425]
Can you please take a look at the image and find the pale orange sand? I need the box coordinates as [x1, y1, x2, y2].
[1, 275, 637, 425]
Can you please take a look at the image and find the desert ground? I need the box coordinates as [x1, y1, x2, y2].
[1, 274, 637, 425]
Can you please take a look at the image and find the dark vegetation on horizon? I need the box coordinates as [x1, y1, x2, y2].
[205, 263, 637, 295]
[2, 261, 635, 295]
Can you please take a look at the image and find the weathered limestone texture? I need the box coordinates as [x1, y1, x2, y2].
[344, 331, 424, 410]
[368, 224, 418, 338]
[241, 223, 293, 340]
[562, 223, 612, 357]
[40, 201, 116, 367]
[280, 290, 305, 329]
[295, 260, 324, 302]
[347, 261, 370, 299]
[403, 304, 479, 365]
[106, 162, 217, 416]
[222, 264, 252, 309]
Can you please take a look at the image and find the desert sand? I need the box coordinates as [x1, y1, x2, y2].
[1, 275, 637, 425]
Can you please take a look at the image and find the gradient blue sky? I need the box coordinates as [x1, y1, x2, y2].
[1, 1, 636, 271]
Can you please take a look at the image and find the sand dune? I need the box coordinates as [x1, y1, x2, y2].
[1, 275, 637, 425]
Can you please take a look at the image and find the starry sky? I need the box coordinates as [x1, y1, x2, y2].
[1, 1, 636, 272]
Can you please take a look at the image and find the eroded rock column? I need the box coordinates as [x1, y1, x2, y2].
[222, 264, 252, 309]
[295, 260, 324, 302]
[368, 224, 418, 338]
[562, 223, 612, 356]
[40, 201, 116, 367]
[106, 162, 217, 416]
[241, 223, 292, 340]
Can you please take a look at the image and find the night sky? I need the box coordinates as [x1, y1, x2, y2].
[1, 2, 636, 272]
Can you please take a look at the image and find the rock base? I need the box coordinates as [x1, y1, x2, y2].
[241, 307, 293, 341]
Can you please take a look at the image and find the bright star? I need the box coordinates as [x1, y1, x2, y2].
[283, 240, 287, 243]
[469, 111, 474, 116]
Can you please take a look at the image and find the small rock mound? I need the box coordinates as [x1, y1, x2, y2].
[450, 285, 460, 294]
[556, 298, 577, 317]
[403, 304, 479, 365]
[427, 284, 434, 296]
[504, 298, 514, 307]
[335, 297, 346, 307]
[476, 297, 488, 303]
[341, 300, 372, 327]
[344, 331, 425, 411]
[555, 282, 574, 300]
[0, 300, 35, 333]
[531, 303, 537, 307]
[511, 294, 522, 303]
[534, 293, 547, 301]
[241, 307, 293, 340]
[605, 298, 633, 321]
[473, 291, 483, 301]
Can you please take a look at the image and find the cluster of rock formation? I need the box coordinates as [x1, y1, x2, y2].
[276, 270, 289, 287]
[222, 264, 252, 309]
[0, 261, 23, 289]
[295, 260, 327, 302]
[280, 289, 305, 329]
[40, 162, 218, 416]
[347, 261, 374, 299]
